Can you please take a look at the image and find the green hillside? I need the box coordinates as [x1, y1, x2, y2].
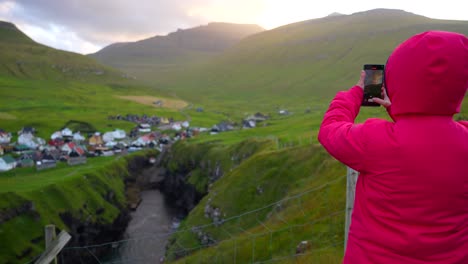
[0, 21, 128, 83]
[147, 9, 468, 112]
[90, 22, 264, 83]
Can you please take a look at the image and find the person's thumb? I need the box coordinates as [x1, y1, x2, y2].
[371, 98, 391, 108]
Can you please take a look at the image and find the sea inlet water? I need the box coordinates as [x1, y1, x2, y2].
[105, 190, 180, 264]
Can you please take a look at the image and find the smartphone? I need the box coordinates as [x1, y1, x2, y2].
[362, 64, 384, 107]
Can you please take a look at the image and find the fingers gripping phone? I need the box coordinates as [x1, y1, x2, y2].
[362, 64, 384, 107]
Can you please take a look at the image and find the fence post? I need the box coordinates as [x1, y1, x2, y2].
[45, 225, 58, 264]
[344, 167, 359, 252]
[35, 229, 71, 264]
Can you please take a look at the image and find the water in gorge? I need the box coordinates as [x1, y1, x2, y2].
[106, 190, 180, 264]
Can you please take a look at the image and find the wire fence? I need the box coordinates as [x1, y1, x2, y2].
[42, 175, 346, 264]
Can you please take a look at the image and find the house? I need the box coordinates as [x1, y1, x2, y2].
[68, 150, 87, 166]
[0, 129, 11, 144]
[0, 155, 17, 171]
[171, 123, 182, 131]
[18, 126, 36, 135]
[132, 132, 158, 147]
[0, 145, 3, 155]
[18, 133, 45, 149]
[89, 133, 104, 146]
[50, 131, 62, 140]
[138, 124, 151, 133]
[61, 142, 86, 156]
[105, 141, 118, 148]
[41, 149, 61, 161]
[211, 122, 234, 133]
[73, 132, 85, 142]
[278, 110, 289, 115]
[159, 135, 171, 145]
[19, 154, 34, 168]
[101, 150, 115, 157]
[61, 128, 73, 138]
[196, 107, 204, 112]
[2, 145, 14, 154]
[42, 152, 56, 161]
[160, 117, 170, 125]
[112, 129, 126, 140]
[48, 138, 64, 147]
[254, 112, 269, 121]
[14, 144, 30, 152]
[36, 160, 56, 171]
[243, 119, 256, 129]
[245, 112, 269, 122]
[102, 131, 115, 143]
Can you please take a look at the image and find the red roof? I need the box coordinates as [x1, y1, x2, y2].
[75, 147, 85, 156]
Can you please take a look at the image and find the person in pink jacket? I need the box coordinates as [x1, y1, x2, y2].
[318, 31, 468, 263]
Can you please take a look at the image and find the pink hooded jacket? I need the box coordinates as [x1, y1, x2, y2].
[318, 31, 468, 263]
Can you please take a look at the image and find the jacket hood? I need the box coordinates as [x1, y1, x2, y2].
[385, 31, 468, 119]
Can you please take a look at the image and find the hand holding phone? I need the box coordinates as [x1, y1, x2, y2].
[362, 64, 384, 107]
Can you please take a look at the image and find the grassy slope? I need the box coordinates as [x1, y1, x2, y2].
[161, 139, 345, 263]
[0, 21, 121, 83]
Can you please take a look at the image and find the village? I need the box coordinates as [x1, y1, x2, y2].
[0, 112, 271, 172]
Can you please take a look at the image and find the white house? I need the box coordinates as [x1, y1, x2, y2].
[0, 131, 11, 144]
[61, 128, 73, 137]
[102, 132, 115, 143]
[0, 155, 17, 171]
[51, 131, 62, 140]
[138, 124, 151, 133]
[112, 129, 126, 139]
[18, 133, 45, 149]
[73, 132, 85, 142]
[171, 123, 182, 131]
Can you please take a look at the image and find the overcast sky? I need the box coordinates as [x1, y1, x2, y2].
[0, 0, 466, 54]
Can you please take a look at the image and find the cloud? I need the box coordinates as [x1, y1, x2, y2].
[0, 0, 266, 53]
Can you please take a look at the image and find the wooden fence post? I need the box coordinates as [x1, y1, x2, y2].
[44, 225, 58, 264]
[35, 229, 71, 264]
[344, 167, 359, 252]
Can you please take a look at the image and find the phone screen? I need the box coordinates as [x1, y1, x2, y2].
[362, 64, 384, 106]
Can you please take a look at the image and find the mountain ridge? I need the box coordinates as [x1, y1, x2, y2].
[0, 20, 127, 82]
[89, 22, 264, 82]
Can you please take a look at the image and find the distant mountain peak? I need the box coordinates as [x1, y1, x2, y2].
[353, 8, 417, 17]
[327, 12, 344, 17]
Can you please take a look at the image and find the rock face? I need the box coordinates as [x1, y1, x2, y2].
[59, 211, 131, 262]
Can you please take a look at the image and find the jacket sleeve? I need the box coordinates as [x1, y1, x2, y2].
[458, 121, 468, 128]
[318, 86, 367, 172]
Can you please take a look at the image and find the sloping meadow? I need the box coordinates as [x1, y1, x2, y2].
[164, 139, 347, 263]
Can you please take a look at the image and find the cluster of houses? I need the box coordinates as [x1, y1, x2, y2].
[0, 121, 195, 172]
[0, 111, 272, 172]
[210, 112, 270, 134]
